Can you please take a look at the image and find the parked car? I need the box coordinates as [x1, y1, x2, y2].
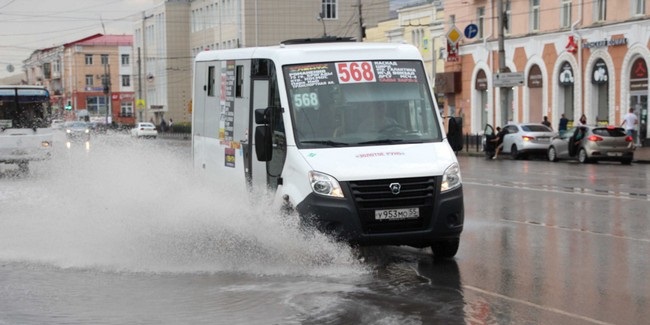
[498, 123, 556, 159]
[64, 121, 91, 142]
[547, 125, 634, 164]
[131, 122, 158, 139]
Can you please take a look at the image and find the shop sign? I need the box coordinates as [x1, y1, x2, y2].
[591, 59, 609, 84]
[475, 70, 488, 91]
[565, 36, 578, 53]
[527, 65, 543, 88]
[630, 58, 648, 91]
[583, 37, 628, 49]
[434, 72, 462, 94]
[559, 61, 574, 87]
[447, 40, 459, 62]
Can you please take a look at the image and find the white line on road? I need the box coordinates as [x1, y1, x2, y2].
[463, 284, 615, 325]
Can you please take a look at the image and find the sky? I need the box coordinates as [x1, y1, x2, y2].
[0, 0, 157, 79]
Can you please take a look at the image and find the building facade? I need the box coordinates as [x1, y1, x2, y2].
[443, 0, 649, 146]
[364, 1, 448, 110]
[24, 34, 136, 125]
[133, 0, 391, 125]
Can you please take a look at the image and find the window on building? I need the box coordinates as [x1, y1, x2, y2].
[121, 102, 133, 117]
[504, 1, 512, 34]
[85, 74, 94, 86]
[322, 0, 337, 19]
[449, 14, 456, 25]
[101, 54, 109, 65]
[121, 54, 130, 66]
[122, 75, 131, 87]
[531, 0, 540, 31]
[561, 0, 572, 28]
[87, 96, 107, 115]
[477, 7, 485, 39]
[633, 0, 645, 15]
[595, 0, 607, 21]
[411, 28, 424, 48]
[85, 54, 93, 65]
[43, 63, 51, 79]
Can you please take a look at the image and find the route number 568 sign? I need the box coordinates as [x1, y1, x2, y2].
[336, 61, 376, 84]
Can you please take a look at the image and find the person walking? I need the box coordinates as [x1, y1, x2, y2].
[621, 108, 638, 148]
[168, 118, 174, 133]
[541, 116, 552, 129]
[558, 114, 569, 136]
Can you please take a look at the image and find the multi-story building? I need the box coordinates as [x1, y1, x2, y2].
[24, 34, 136, 125]
[365, 1, 449, 110]
[443, 0, 649, 146]
[134, 0, 391, 125]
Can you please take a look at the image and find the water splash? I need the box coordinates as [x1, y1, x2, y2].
[0, 135, 366, 277]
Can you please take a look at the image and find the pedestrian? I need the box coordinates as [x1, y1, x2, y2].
[558, 113, 569, 136]
[621, 108, 638, 148]
[168, 118, 174, 132]
[578, 114, 587, 126]
[492, 126, 508, 160]
[541, 116, 552, 129]
[160, 118, 167, 132]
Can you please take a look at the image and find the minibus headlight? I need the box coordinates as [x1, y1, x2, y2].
[441, 162, 462, 192]
[308, 171, 344, 198]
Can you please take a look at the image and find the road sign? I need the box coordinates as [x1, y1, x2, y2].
[136, 99, 145, 110]
[446, 25, 462, 44]
[493, 72, 525, 87]
[464, 24, 479, 39]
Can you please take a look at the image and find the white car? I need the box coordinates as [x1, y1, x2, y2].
[499, 123, 556, 159]
[131, 122, 158, 139]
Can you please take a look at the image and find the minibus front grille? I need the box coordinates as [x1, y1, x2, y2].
[347, 177, 436, 233]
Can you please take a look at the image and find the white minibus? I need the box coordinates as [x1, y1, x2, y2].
[192, 39, 464, 258]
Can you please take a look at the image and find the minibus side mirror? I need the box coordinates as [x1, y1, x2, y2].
[255, 108, 270, 124]
[254, 125, 272, 161]
[447, 116, 463, 152]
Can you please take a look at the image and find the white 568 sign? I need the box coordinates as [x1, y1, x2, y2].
[336, 61, 376, 84]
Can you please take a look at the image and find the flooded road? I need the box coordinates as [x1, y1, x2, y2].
[1, 135, 648, 324]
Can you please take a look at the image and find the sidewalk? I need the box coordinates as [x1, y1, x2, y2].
[457, 144, 650, 163]
[634, 145, 650, 163]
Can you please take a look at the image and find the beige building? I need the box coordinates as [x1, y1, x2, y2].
[24, 34, 135, 124]
[443, 0, 649, 145]
[134, 0, 391, 125]
[364, 1, 448, 107]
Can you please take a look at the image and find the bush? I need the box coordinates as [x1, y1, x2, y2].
[171, 122, 191, 133]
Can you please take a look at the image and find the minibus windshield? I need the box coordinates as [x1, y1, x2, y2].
[283, 60, 442, 148]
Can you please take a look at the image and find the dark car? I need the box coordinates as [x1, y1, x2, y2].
[547, 125, 634, 164]
[64, 121, 91, 142]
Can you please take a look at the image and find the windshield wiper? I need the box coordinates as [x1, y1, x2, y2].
[300, 140, 350, 147]
[357, 139, 405, 145]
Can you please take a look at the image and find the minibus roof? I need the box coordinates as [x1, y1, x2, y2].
[194, 42, 423, 67]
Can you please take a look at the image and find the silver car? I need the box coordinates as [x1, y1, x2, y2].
[499, 123, 556, 159]
[547, 125, 634, 164]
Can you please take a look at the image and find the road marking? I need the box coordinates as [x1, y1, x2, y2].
[463, 284, 615, 325]
[464, 180, 650, 201]
[501, 219, 650, 242]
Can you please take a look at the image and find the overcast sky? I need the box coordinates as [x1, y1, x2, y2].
[0, 0, 157, 79]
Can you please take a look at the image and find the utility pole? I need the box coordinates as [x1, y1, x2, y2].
[103, 61, 111, 125]
[497, 0, 508, 125]
[137, 47, 142, 122]
[357, 0, 363, 42]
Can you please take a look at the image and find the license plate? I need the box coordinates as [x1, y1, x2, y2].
[607, 152, 622, 156]
[375, 208, 420, 220]
[537, 137, 549, 143]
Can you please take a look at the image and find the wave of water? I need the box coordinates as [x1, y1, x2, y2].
[0, 135, 367, 277]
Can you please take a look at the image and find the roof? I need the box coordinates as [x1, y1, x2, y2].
[64, 34, 133, 47]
